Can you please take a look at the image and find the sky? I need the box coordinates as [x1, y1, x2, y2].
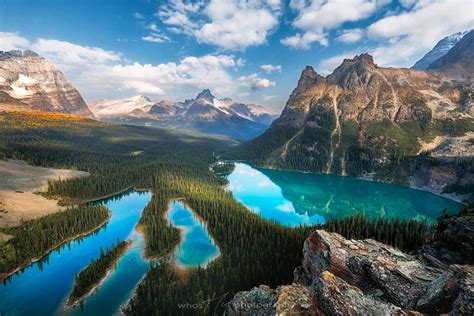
[0, 0, 473, 111]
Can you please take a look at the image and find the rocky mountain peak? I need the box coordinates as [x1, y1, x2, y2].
[195, 89, 215, 102]
[0, 51, 94, 117]
[328, 53, 377, 88]
[0, 50, 39, 60]
[335, 53, 377, 72]
[294, 65, 324, 92]
[427, 29, 474, 79]
[412, 30, 469, 70]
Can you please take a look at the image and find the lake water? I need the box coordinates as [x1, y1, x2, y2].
[0, 190, 151, 316]
[226, 163, 462, 227]
[0, 192, 220, 316]
[167, 200, 220, 269]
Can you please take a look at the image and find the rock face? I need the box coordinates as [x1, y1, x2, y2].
[412, 31, 468, 71]
[428, 30, 474, 80]
[227, 211, 474, 315]
[93, 89, 279, 140]
[0, 50, 94, 118]
[421, 210, 474, 265]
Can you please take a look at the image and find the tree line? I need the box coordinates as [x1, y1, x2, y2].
[68, 240, 129, 304]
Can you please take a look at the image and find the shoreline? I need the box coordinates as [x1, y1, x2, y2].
[64, 240, 131, 309]
[225, 161, 467, 205]
[165, 199, 222, 268]
[0, 212, 111, 281]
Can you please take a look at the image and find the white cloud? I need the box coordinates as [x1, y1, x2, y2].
[367, 0, 474, 66]
[238, 73, 276, 90]
[283, 0, 388, 49]
[157, 0, 281, 50]
[281, 32, 328, 49]
[336, 28, 364, 43]
[260, 64, 282, 73]
[32, 39, 121, 68]
[141, 23, 171, 44]
[142, 35, 170, 43]
[0, 32, 31, 51]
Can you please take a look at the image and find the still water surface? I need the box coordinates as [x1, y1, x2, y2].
[0, 192, 220, 316]
[226, 163, 461, 226]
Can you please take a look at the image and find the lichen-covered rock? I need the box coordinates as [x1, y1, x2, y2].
[450, 265, 474, 315]
[314, 271, 413, 316]
[229, 216, 474, 316]
[421, 210, 474, 265]
[274, 284, 318, 315]
[225, 285, 277, 316]
[299, 230, 460, 312]
[225, 284, 319, 316]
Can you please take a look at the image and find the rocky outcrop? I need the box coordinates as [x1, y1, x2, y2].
[227, 211, 474, 315]
[421, 210, 474, 265]
[0, 50, 94, 118]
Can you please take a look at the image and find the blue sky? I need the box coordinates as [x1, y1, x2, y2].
[1, 0, 473, 111]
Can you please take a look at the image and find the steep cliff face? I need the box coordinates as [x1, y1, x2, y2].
[227, 211, 474, 315]
[231, 48, 473, 196]
[0, 50, 94, 118]
[428, 30, 474, 80]
[412, 31, 468, 71]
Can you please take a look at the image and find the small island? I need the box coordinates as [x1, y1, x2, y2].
[67, 240, 130, 306]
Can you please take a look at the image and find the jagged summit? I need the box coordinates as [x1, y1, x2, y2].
[195, 89, 215, 102]
[0, 50, 39, 59]
[328, 53, 378, 88]
[340, 53, 376, 67]
[293, 65, 324, 94]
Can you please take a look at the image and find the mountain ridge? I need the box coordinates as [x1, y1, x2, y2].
[91, 89, 279, 140]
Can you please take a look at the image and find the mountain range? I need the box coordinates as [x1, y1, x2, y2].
[90, 89, 279, 140]
[230, 30, 473, 198]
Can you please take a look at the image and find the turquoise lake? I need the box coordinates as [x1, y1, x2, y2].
[226, 163, 462, 226]
[167, 200, 220, 269]
[0, 192, 219, 316]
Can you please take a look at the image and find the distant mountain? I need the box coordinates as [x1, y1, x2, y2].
[229, 52, 473, 196]
[0, 50, 94, 117]
[412, 31, 468, 70]
[89, 95, 154, 118]
[427, 29, 474, 80]
[92, 89, 279, 140]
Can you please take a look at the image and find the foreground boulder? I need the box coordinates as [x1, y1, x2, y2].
[226, 211, 474, 315]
